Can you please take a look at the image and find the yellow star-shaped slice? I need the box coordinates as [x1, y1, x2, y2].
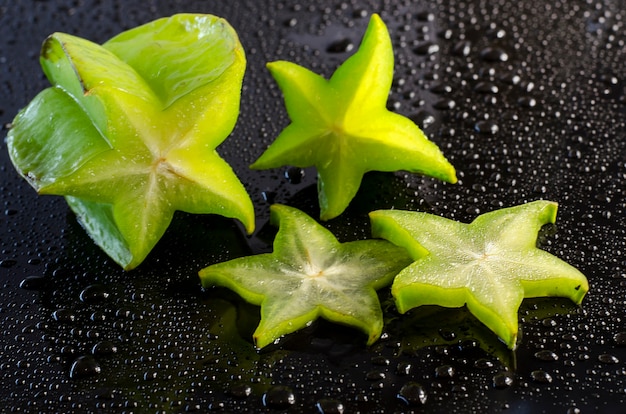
[199, 204, 413, 348]
[369, 200, 589, 349]
[251, 14, 456, 220]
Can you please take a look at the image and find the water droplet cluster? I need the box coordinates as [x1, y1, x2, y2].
[1, 0, 625, 411]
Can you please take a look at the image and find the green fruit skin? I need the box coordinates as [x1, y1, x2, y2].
[7, 14, 254, 269]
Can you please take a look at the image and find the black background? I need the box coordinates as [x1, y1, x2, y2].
[1, 0, 625, 412]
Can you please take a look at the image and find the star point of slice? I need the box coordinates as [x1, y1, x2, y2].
[369, 200, 589, 349]
[199, 204, 413, 348]
[7, 14, 254, 270]
[251, 14, 457, 221]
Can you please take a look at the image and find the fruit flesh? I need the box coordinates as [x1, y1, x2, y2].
[370, 201, 589, 349]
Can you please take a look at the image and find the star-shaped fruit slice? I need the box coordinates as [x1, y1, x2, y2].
[7, 14, 254, 269]
[369, 200, 589, 349]
[198, 204, 413, 348]
[250, 14, 457, 221]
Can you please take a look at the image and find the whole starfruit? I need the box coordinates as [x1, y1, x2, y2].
[7, 14, 254, 270]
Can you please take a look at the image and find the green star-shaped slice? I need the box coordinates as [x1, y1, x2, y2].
[250, 14, 457, 221]
[7, 14, 254, 269]
[369, 200, 589, 349]
[198, 204, 413, 348]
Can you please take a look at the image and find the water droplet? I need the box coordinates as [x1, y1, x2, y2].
[90, 311, 106, 322]
[534, 350, 559, 362]
[95, 388, 114, 400]
[531, 370, 553, 384]
[416, 11, 434, 22]
[327, 38, 354, 54]
[480, 47, 509, 62]
[143, 370, 158, 381]
[458, 339, 479, 351]
[453, 40, 471, 57]
[492, 372, 514, 389]
[439, 329, 456, 341]
[500, 72, 521, 85]
[433, 98, 456, 110]
[431, 83, 452, 94]
[474, 358, 494, 369]
[474, 120, 499, 135]
[69, 356, 101, 379]
[19, 275, 47, 290]
[396, 361, 412, 376]
[263, 385, 296, 409]
[353, 9, 368, 19]
[261, 190, 276, 203]
[614, 332, 626, 345]
[365, 370, 385, 381]
[397, 382, 427, 405]
[411, 110, 436, 129]
[371, 356, 390, 366]
[52, 309, 76, 323]
[414, 41, 439, 55]
[92, 341, 118, 356]
[79, 284, 110, 303]
[285, 167, 305, 184]
[435, 364, 455, 378]
[0, 259, 17, 268]
[518, 96, 537, 108]
[474, 81, 499, 94]
[316, 398, 344, 414]
[61, 345, 78, 356]
[598, 354, 619, 364]
[229, 384, 252, 399]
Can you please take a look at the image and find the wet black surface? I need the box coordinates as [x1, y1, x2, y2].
[1, 0, 625, 412]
